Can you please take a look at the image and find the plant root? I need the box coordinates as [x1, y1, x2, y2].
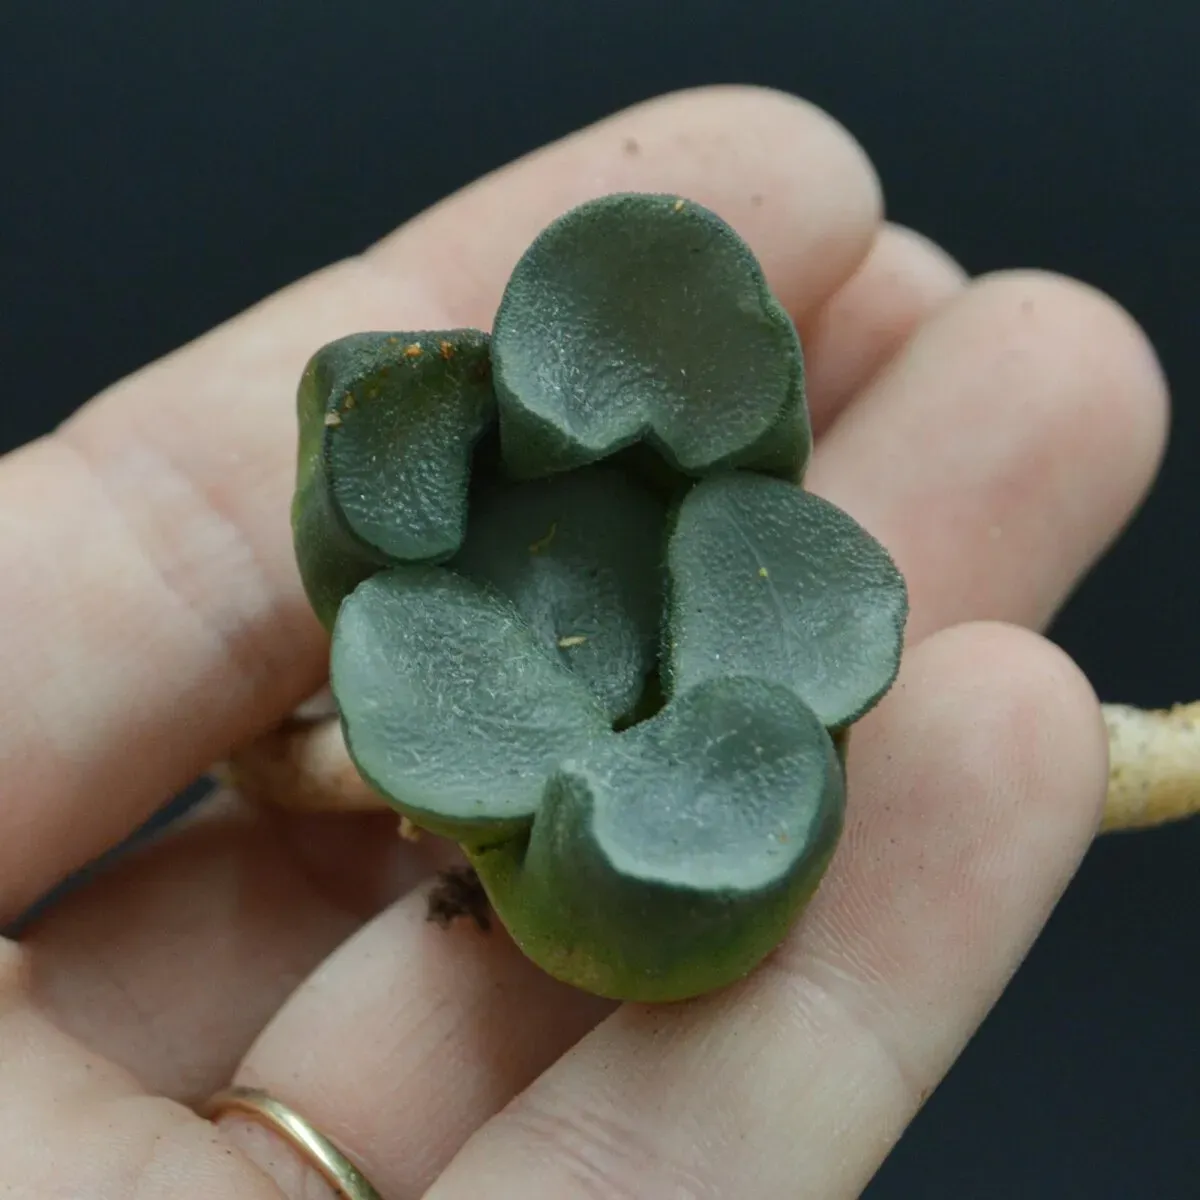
[1101, 702, 1200, 832]
[216, 717, 384, 813]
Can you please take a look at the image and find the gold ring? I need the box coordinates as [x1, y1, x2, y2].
[200, 1086, 383, 1200]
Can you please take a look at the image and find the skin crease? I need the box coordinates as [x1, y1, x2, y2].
[1, 85, 1168, 1199]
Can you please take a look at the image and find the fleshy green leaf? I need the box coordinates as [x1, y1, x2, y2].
[330, 565, 609, 843]
[292, 330, 494, 627]
[490, 193, 809, 483]
[665, 472, 907, 728]
[470, 675, 844, 1002]
[450, 467, 667, 723]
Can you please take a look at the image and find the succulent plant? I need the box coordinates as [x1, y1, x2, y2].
[291, 193, 909, 1002]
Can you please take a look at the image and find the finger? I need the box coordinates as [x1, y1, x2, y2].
[22, 221, 966, 1103]
[0, 943, 285, 1199]
[231, 875, 610, 1196]
[422, 623, 1108, 1198]
[24, 792, 460, 1104]
[0, 84, 883, 921]
[808, 269, 1168, 641]
[803, 223, 967, 435]
[193, 267, 1165, 1196]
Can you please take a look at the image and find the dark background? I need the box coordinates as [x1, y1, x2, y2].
[3, 3, 1197, 1196]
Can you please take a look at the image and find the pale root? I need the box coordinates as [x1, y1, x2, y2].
[1101, 702, 1200, 832]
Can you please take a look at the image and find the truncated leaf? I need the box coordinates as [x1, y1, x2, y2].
[666, 472, 907, 728]
[331, 565, 609, 842]
[293, 330, 494, 626]
[471, 675, 844, 1001]
[491, 193, 809, 483]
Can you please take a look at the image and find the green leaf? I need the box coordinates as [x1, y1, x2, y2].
[450, 467, 667, 723]
[665, 472, 907, 729]
[330, 565, 609, 843]
[470, 676, 844, 1002]
[292, 330, 495, 628]
[491, 193, 810, 483]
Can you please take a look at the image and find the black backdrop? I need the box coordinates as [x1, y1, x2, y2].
[3, 3, 1198, 1196]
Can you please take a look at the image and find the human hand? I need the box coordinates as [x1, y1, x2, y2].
[0, 86, 1167, 1198]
